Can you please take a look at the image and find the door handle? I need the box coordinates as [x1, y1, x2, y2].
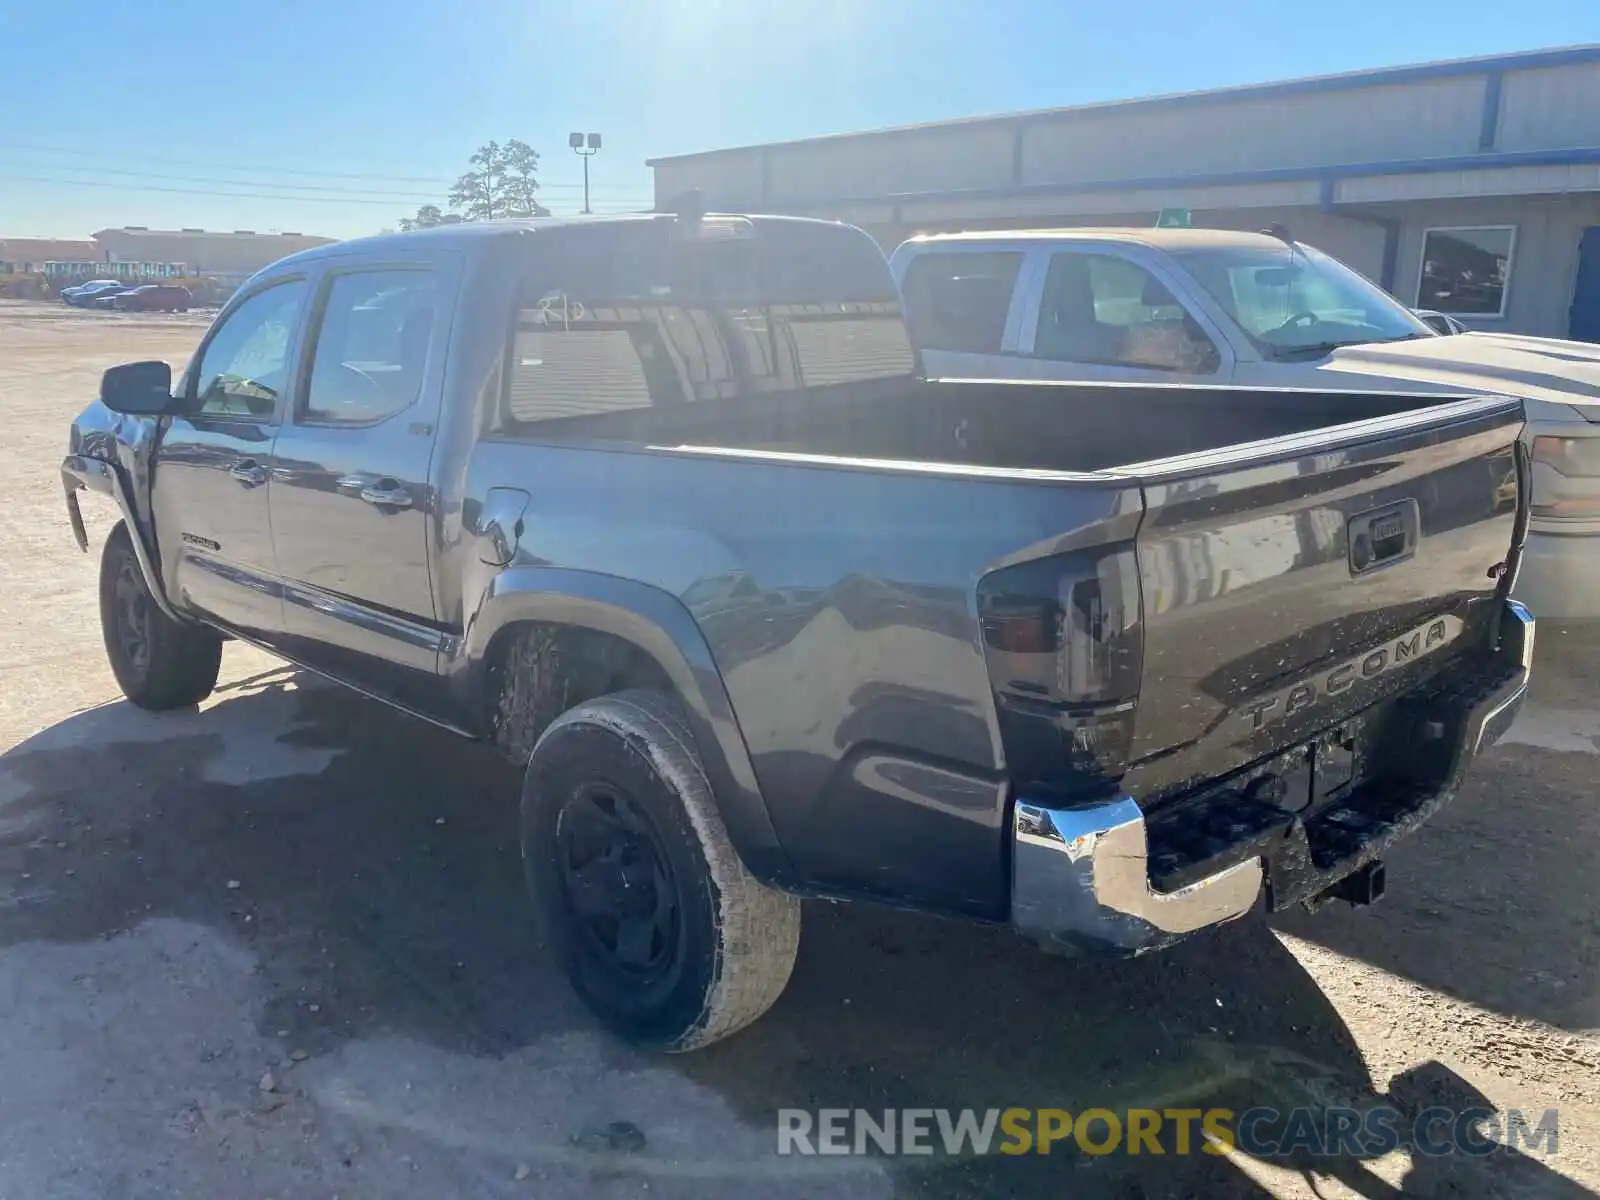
[358, 479, 413, 510]
[229, 459, 268, 487]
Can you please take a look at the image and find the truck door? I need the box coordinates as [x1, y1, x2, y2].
[152, 276, 311, 639]
[1010, 248, 1233, 384]
[267, 259, 456, 709]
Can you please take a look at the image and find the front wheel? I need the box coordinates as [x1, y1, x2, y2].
[522, 689, 800, 1052]
[99, 522, 222, 710]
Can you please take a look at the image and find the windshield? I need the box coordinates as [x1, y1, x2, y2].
[1170, 241, 1430, 357]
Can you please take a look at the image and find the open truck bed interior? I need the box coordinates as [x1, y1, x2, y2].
[503, 374, 1479, 476]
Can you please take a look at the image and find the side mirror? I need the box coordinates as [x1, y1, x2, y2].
[100, 360, 177, 415]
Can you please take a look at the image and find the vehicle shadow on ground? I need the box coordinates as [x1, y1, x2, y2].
[0, 669, 1584, 1198]
[1274, 621, 1600, 1035]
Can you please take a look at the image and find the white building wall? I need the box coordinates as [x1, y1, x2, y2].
[652, 152, 764, 208]
[768, 125, 1017, 203]
[1497, 61, 1600, 150]
[1019, 77, 1487, 183]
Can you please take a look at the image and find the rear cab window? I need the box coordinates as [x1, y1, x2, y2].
[491, 218, 916, 442]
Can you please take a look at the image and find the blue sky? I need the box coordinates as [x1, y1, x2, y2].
[0, 0, 1595, 239]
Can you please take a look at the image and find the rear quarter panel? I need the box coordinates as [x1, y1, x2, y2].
[460, 436, 1140, 917]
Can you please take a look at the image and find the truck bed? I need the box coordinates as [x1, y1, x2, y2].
[515, 374, 1446, 475]
[485, 365, 1522, 912]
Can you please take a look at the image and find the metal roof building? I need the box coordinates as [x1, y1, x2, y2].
[649, 45, 1600, 340]
[0, 237, 100, 271]
[90, 227, 337, 278]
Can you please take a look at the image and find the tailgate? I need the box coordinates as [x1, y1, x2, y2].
[1122, 395, 1523, 807]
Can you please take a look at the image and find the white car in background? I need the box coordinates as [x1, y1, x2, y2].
[890, 227, 1600, 620]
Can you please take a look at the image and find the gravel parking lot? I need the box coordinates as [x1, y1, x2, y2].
[2, 298, 1597, 1198]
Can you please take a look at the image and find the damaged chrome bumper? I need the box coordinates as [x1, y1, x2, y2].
[1011, 600, 1534, 956]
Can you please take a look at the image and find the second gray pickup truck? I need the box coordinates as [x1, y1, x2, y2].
[65, 211, 1533, 1051]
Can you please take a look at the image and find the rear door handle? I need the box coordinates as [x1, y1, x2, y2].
[358, 478, 413, 510]
[229, 459, 268, 487]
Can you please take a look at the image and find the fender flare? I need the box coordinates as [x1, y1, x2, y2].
[62, 454, 183, 623]
[450, 565, 794, 887]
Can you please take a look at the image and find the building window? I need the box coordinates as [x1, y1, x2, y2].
[1417, 226, 1516, 317]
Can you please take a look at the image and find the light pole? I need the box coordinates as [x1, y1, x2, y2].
[569, 132, 601, 215]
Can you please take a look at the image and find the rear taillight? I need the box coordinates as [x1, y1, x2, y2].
[1530, 434, 1600, 520]
[977, 546, 1143, 802]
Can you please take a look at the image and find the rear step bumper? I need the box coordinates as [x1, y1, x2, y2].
[1010, 600, 1534, 956]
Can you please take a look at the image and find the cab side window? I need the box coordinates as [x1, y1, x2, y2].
[899, 251, 1023, 355]
[1033, 253, 1219, 372]
[192, 281, 309, 419]
[300, 270, 438, 426]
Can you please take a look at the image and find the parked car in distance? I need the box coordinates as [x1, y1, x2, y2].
[112, 284, 192, 313]
[61, 280, 130, 306]
[64, 212, 1532, 1052]
[890, 227, 1600, 620]
[1414, 308, 1470, 336]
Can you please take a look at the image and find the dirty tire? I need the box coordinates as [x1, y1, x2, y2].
[522, 689, 800, 1052]
[99, 522, 223, 710]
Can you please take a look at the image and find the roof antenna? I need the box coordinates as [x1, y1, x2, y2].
[1262, 222, 1304, 315]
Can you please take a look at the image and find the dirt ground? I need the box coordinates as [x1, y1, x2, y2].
[1, 298, 1597, 1198]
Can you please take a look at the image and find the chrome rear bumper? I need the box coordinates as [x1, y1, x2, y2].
[1011, 600, 1534, 956]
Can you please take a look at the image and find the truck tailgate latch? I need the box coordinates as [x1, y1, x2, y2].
[475, 488, 531, 566]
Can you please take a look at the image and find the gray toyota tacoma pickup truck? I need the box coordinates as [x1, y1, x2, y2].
[64, 211, 1534, 1052]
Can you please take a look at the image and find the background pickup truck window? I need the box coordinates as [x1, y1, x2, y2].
[1033, 252, 1219, 372]
[498, 221, 915, 440]
[899, 250, 1022, 355]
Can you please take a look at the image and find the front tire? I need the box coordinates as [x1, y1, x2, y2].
[522, 689, 800, 1052]
[99, 522, 222, 710]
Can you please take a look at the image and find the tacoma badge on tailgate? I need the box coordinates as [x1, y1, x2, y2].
[1239, 614, 1463, 732]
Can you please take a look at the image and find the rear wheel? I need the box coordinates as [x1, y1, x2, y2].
[99, 522, 222, 710]
[522, 689, 800, 1052]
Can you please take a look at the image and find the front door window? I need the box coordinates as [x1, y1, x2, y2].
[1033, 252, 1219, 373]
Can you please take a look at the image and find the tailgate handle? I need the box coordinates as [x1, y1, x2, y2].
[1349, 501, 1419, 575]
